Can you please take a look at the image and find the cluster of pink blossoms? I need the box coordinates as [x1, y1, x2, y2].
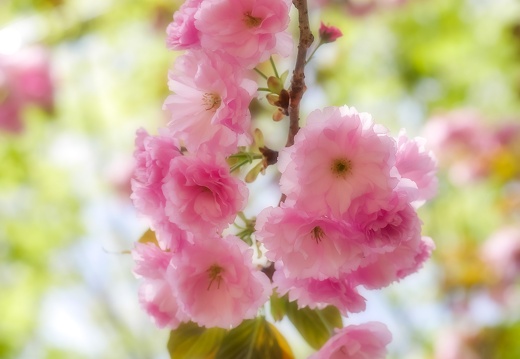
[131, 0, 291, 330]
[255, 106, 436, 318]
[130, 0, 438, 357]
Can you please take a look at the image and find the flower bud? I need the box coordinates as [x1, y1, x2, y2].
[319, 22, 343, 43]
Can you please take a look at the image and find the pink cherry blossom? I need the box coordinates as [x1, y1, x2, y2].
[162, 154, 248, 236]
[167, 235, 272, 328]
[166, 0, 202, 50]
[278, 106, 397, 218]
[138, 279, 188, 329]
[130, 128, 188, 250]
[395, 129, 438, 203]
[131, 128, 181, 220]
[133, 242, 172, 279]
[273, 263, 366, 314]
[133, 243, 188, 329]
[319, 22, 343, 43]
[308, 322, 392, 359]
[255, 206, 365, 280]
[194, 0, 292, 68]
[152, 220, 193, 252]
[351, 190, 423, 251]
[163, 50, 256, 156]
[353, 236, 435, 289]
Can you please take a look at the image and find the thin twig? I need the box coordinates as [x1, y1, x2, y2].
[286, 0, 314, 147]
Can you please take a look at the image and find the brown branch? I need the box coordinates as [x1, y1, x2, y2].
[286, 0, 314, 147]
[264, 0, 314, 279]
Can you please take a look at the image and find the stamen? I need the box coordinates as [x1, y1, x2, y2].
[206, 264, 224, 290]
[330, 158, 352, 178]
[311, 226, 325, 243]
[202, 93, 221, 112]
[243, 12, 262, 28]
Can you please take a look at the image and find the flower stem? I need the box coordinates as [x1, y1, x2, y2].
[305, 40, 324, 64]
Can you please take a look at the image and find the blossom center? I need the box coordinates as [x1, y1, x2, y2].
[202, 93, 221, 112]
[243, 12, 262, 28]
[206, 264, 225, 290]
[311, 226, 325, 243]
[330, 158, 352, 178]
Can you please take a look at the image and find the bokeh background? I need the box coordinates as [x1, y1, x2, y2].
[1, 0, 520, 358]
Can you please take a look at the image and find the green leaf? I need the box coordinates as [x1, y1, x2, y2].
[285, 301, 343, 350]
[245, 162, 264, 183]
[167, 322, 227, 359]
[279, 70, 289, 85]
[253, 128, 265, 148]
[270, 292, 289, 322]
[267, 76, 284, 94]
[216, 317, 294, 359]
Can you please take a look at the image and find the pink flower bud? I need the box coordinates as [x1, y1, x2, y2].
[319, 22, 343, 43]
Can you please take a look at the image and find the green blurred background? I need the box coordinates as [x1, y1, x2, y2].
[1, 0, 519, 358]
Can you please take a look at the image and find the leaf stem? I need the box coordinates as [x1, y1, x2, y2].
[254, 67, 269, 80]
[270, 56, 280, 78]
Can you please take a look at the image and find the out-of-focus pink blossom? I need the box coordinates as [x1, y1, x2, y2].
[166, 0, 202, 50]
[0, 47, 54, 133]
[395, 129, 438, 204]
[278, 106, 397, 218]
[434, 327, 480, 359]
[319, 22, 343, 43]
[0, 93, 22, 133]
[256, 206, 365, 280]
[273, 263, 366, 314]
[133, 243, 188, 329]
[163, 50, 256, 156]
[194, 0, 292, 68]
[308, 322, 392, 359]
[1, 47, 54, 110]
[168, 235, 271, 328]
[494, 121, 520, 147]
[424, 110, 496, 157]
[480, 226, 520, 285]
[162, 154, 248, 236]
[423, 110, 497, 185]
